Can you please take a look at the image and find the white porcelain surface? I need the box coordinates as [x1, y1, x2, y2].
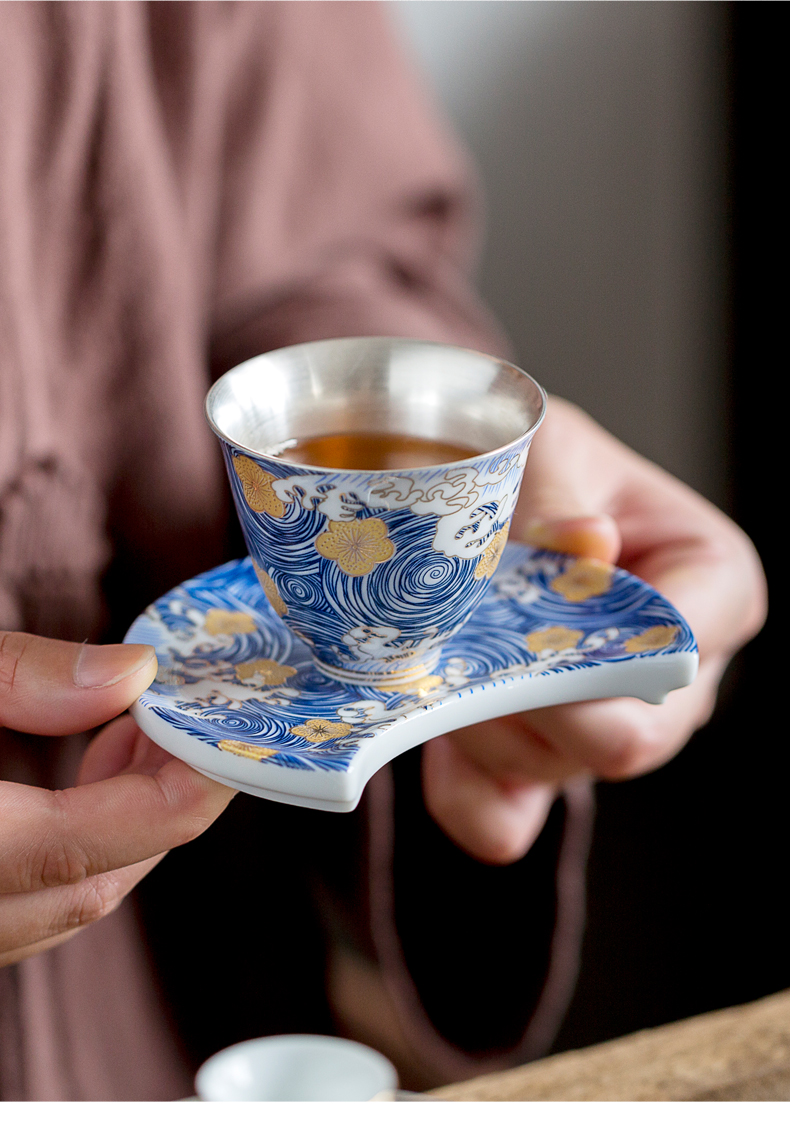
[195, 1035, 397, 1102]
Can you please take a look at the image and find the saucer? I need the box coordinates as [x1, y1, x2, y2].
[126, 545, 697, 812]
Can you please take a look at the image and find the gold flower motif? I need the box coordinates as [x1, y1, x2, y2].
[526, 626, 584, 654]
[252, 561, 288, 617]
[290, 718, 354, 743]
[550, 558, 614, 603]
[474, 521, 511, 581]
[234, 658, 297, 685]
[624, 625, 679, 653]
[315, 518, 395, 577]
[233, 455, 286, 517]
[218, 740, 278, 761]
[204, 609, 257, 635]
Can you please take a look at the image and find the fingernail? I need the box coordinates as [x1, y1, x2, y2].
[522, 515, 621, 562]
[523, 519, 562, 546]
[522, 518, 573, 551]
[73, 644, 157, 689]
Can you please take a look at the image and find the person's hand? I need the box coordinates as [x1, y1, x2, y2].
[422, 397, 767, 865]
[1, 633, 236, 967]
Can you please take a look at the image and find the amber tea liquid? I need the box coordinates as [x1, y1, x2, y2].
[280, 432, 482, 471]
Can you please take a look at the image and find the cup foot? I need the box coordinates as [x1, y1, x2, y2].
[312, 651, 442, 689]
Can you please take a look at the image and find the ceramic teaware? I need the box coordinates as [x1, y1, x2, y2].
[205, 337, 546, 687]
[126, 542, 697, 811]
[195, 1034, 398, 1101]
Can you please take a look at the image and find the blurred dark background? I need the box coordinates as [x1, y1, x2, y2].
[139, 1, 785, 1070]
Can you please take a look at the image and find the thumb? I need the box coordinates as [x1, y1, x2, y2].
[513, 400, 621, 563]
[0, 632, 157, 735]
[520, 514, 621, 564]
[422, 735, 557, 865]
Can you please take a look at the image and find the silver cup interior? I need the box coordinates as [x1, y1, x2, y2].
[206, 337, 545, 463]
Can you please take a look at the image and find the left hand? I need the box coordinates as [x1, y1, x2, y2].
[421, 397, 767, 864]
[0, 636, 236, 967]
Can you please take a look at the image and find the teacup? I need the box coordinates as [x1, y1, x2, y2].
[206, 337, 545, 687]
[195, 1034, 398, 1101]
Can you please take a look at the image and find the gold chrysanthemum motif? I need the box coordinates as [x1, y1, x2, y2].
[526, 626, 584, 654]
[233, 455, 285, 517]
[624, 625, 679, 653]
[550, 558, 614, 603]
[474, 522, 511, 581]
[252, 561, 288, 617]
[234, 658, 297, 685]
[290, 718, 354, 743]
[204, 609, 257, 635]
[218, 740, 278, 760]
[315, 518, 395, 577]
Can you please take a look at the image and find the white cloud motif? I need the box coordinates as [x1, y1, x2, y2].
[339, 624, 442, 663]
[269, 459, 526, 562]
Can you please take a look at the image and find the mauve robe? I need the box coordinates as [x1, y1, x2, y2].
[0, 2, 589, 1099]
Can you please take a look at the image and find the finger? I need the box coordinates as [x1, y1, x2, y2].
[518, 400, 621, 513]
[0, 855, 163, 968]
[0, 756, 236, 895]
[514, 399, 623, 551]
[0, 631, 157, 734]
[625, 522, 767, 663]
[422, 735, 557, 865]
[521, 515, 621, 564]
[438, 656, 724, 787]
[516, 398, 767, 661]
[438, 712, 576, 784]
[522, 658, 725, 781]
[76, 714, 173, 786]
[0, 928, 85, 968]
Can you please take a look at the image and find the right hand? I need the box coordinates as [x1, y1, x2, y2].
[422, 398, 766, 864]
[1, 631, 236, 967]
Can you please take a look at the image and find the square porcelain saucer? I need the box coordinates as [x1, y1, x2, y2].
[125, 544, 697, 812]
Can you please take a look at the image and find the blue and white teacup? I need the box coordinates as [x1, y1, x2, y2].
[206, 337, 545, 687]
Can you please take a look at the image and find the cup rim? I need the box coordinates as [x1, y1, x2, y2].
[205, 335, 547, 474]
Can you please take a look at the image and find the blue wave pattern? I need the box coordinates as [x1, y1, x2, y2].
[126, 546, 696, 774]
[223, 443, 528, 679]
